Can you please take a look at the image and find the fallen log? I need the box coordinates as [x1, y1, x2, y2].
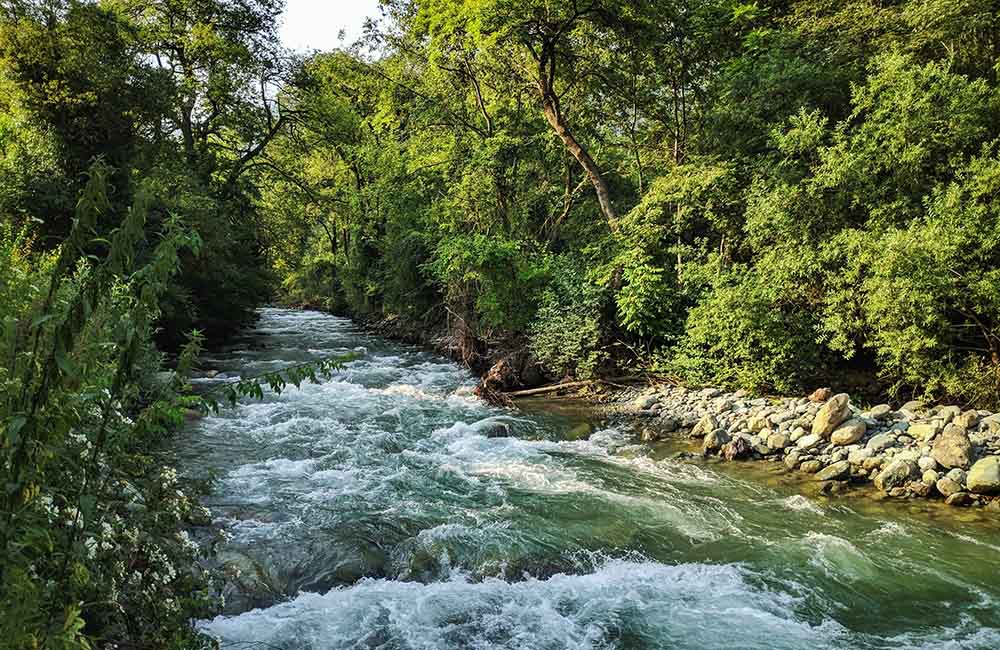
[504, 375, 662, 399]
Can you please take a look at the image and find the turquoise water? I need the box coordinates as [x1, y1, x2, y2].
[176, 308, 1000, 649]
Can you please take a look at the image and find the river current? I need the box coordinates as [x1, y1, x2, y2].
[176, 308, 1000, 649]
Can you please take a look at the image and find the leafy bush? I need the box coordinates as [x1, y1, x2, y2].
[427, 233, 548, 332]
[664, 260, 824, 393]
[529, 256, 609, 379]
[0, 169, 216, 650]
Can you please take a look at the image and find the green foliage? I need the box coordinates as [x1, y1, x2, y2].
[0, 168, 214, 650]
[529, 256, 609, 379]
[428, 234, 548, 332]
[253, 0, 1000, 405]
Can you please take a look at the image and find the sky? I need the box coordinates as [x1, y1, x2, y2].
[278, 0, 383, 52]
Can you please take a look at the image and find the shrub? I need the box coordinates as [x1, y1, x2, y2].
[529, 256, 609, 379]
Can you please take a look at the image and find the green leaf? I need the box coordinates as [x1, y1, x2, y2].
[5, 416, 27, 444]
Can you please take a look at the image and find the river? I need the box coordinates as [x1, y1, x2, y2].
[176, 308, 1000, 649]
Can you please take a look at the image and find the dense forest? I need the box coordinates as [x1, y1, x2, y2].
[2, 0, 1000, 647]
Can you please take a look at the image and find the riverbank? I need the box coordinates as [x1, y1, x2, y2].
[600, 383, 1000, 509]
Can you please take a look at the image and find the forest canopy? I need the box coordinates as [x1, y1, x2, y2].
[266, 0, 1000, 406]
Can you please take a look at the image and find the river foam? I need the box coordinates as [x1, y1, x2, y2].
[177, 309, 1000, 649]
[201, 559, 843, 650]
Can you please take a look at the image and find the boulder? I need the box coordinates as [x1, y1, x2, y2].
[848, 448, 873, 464]
[921, 469, 939, 485]
[930, 424, 973, 470]
[634, 393, 659, 410]
[917, 456, 938, 472]
[766, 431, 791, 450]
[722, 436, 753, 461]
[937, 405, 961, 424]
[830, 419, 866, 446]
[866, 433, 897, 453]
[935, 477, 963, 498]
[945, 492, 973, 507]
[702, 429, 730, 455]
[769, 410, 797, 425]
[690, 413, 718, 438]
[796, 433, 823, 451]
[954, 411, 980, 429]
[946, 468, 967, 485]
[784, 451, 802, 469]
[869, 404, 893, 420]
[908, 423, 940, 441]
[874, 458, 918, 492]
[815, 460, 851, 481]
[966, 456, 1000, 494]
[811, 393, 851, 437]
[808, 387, 833, 403]
[800, 460, 823, 473]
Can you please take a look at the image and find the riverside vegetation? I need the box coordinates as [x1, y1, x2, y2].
[4, 0, 1000, 648]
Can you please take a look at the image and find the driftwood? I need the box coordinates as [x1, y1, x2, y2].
[504, 375, 663, 399]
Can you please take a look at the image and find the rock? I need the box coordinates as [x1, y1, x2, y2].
[634, 394, 659, 410]
[484, 422, 514, 438]
[937, 405, 961, 425]
[830, 419, 866, 446]
[981, 414, 1000, 434]
[874, 458, 918, 492]
[908, 423, 940, 441]
[869, 404, 893, 420]
[748, 414, 770, 432]
[690, 413, 718, 438]
[789, 427, 808, 442]
[917, 456, 938, 472]
[766, 431, 790, 450]
[800, 460, 823, 473]
[702, 429, 730, 455]
[888, 487, 908, 498]
[922, 469, 939, 485]
[722, 436, 752, 461]
[769, 410, 797, 425]
[866, 433, 897, 453]
[930, 424, 973, 470]
[945, 492, 973, 507]
[808, 387, 833, 403]
[660, 418, 679, 433]
[811, 394, 851, 438]
[910, 481, 932, 497]
[862, 457, 883, 471]
[946, 468, 967, 485]
[784, 451, 802, 469]
[640, 428, 658, 442]
[815, 461, 851, 481]
[901, 400, 925, 414]
[966, 456, 1000, 494]
[935, 477, 963, 498]
[954, 411, 980, 429]
[796, 433, 823, 450]
[848, 448, 873, 464]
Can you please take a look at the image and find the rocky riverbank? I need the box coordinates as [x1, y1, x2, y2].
[611, 384, 1000, 509]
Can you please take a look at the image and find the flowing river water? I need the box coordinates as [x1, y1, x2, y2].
[176, 308, 1000, 649]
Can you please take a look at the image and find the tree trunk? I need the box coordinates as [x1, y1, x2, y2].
[539, 92, 619, 229]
